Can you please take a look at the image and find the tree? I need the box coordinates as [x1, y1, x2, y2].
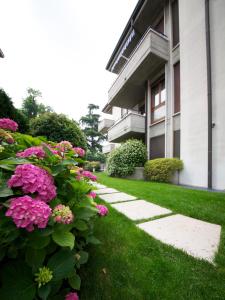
[80, 104, 106, 153]
[22, 88, 53, 118]
[0, 88, 29, 133]
[30, 113, 87, 149]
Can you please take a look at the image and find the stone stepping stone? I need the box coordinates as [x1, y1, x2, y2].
[138, 214, 221, 263]
[111, 200, 171, 221]
[91, 182, 106, 189]
[96, 188, 119, 195]
[99, 192, 136, 203]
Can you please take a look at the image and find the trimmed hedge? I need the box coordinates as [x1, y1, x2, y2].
[144, 158, 183, 183]
[106, 139, 147, 177]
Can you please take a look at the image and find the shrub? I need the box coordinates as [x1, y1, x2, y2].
[86, 150, 106, 163]
[0, 118, 108, 299]
[106, 139, 147, 177]
[30, 113, 87, 150]
[144, 158, 183, 183]
[85, 161, 101, 172]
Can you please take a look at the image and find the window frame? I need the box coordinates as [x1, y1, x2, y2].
[173, 61, 180, 113]
[151, 77, 166, 124]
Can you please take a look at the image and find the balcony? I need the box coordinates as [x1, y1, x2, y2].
[108, 112, 145, 143]
[106, 28, 169, 110]
[98, 118, 115, 134]
[102, 143, 116, 154]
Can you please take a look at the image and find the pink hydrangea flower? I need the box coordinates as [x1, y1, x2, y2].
[82, 171, 97, 181]
[16, 146, 45, 159]
[56, 141, 73, 152]
[65, 292, 79, 300]
[8, 164, 56, 202]
[0, 118, 18, 131]
[6, 137, 14, 144]
[5, 196, 52, 232]
[88, 191, 96, 199]
[52, 204, 74, 224]
[96, 204, 108, 216]
[73, 147, 85, 157]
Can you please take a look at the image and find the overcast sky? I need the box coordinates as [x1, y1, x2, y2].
[0, 0, 137, 121]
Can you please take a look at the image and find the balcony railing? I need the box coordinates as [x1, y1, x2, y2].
[108, 112, 145, 143]
[106, 28, 169, 111]
[98, 118, 115, 134]
[102, 143, 116, 154]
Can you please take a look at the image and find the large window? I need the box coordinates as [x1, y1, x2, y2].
[151, 78, 166, 123]
[174, 61, 180, 113]
[172, 0, 180, 47]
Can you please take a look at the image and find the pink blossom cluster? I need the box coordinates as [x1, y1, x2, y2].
[65, 292, 79, 300]
[8, 164, 56, 202]
[96, 204, 108, 216]
[88, 191, 96, 199]
[52, 204, 74, 224]
[5, 196, 52, 232]
[0, 118, 18, 131]
[73, 147, 85, 157]
[16, 146, 45, 159]
[82, 171, 97, 181]
[56, 141, 73, 152]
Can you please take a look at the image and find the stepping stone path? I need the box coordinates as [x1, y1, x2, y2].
[138, 214, 221, 263]
[95, 188, 119, 195]
[112, 200, 171, 221]
[99, 192, 137, 203]
[95, 184, 221, 263]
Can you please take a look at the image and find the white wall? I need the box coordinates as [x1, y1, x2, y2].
[210, 0, 225, 190]
[179, 0, 208, 187]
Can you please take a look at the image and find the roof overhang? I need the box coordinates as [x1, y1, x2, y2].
[102, 103, 113, 114]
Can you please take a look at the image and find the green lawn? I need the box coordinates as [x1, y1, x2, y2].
[80, 173, 225, 300]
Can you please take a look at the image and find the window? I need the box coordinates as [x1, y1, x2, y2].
[151, 78, 166, 123]
[173, 130, 180, 158]
[172, 0, 180, 47]
[150, 135, 165, 159]
[174, 61, 180, 113]
[154, 17, 164, 34]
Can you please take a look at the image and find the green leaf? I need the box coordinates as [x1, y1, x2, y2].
[52, 230, 75, 250]
[68, 273, 81, 290]
[77, 250, 89, 264]
[87, 236, 101, 245]
[0, 157, 30, 165]
[0, 261, 36, 300]
[25, 247, 46, 269]
[74, 219, 88, 231]
[28, 233, 50, 249]
[0, 184, 14, 197]
[47, 249, 75, 281]
[38, 284, 51, 300]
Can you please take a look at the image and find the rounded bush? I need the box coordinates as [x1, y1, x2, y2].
[30, 113, 87, 149]
[144, 158, 183, 183]
[85, 161, 101, 172]
[106, 139, 147, 177]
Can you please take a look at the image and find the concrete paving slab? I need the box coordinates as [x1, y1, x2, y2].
[99, 192, 137, 203]
[96, 188, 119, 195]
[91, 182, 106, 189]
[112, 200, 171, 221]
[138, 214, 221, 262]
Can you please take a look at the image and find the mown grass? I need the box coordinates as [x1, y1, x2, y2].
[80, 173, 225, 300]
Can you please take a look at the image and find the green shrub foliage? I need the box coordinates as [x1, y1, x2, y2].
[144, 158, 183, 183]
[30, 113, 87, 150]
[85, 161, 101, 172]
[106, 139, 147, 177]
[0, 120, 106, 299]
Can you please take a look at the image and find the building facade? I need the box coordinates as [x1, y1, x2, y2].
[99, 0, 225, 190]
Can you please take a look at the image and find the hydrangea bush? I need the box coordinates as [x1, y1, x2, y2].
[0, 118, 108, 300]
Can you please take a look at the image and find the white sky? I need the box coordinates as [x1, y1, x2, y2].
[0, 0, 137, 121]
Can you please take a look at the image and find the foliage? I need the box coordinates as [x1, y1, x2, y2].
[80, 104, 106, 153]
[30, 113, 87, 150]
[86, 149, 106, 163]
[144, 158, 183, 183]
[85, 161, 101, 172]
[0, 88, 29, 133]
[22, 88, 53, 119]
[0, 118, 107, 299]
[106, 139, 147, 177]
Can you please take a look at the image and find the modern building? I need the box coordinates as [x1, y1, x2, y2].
[99, 0, 225, 190]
